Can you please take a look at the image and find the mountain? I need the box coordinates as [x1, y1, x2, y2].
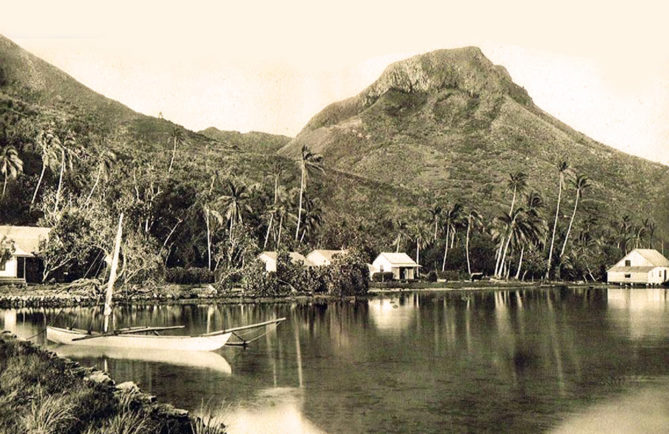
[198, 128, 291, 154]
[280, 47, 669, 233]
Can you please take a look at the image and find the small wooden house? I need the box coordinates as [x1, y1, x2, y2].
[258, 251, 309, 272]
[305, 249, 348, 267]
[607, 249, 669, 285]
[0, 226, 51, 284]
[370, 252, 420, 280]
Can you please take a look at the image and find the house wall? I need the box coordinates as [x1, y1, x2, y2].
[607, 268, 669, 284]
[371, 256, 393, 275]
[0, 256, 18, 278]
[258, 255, 277, 272]
[613, 251, 652, 268]
[307, 252, 329, 266]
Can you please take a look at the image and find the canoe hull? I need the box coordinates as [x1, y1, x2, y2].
[46, 326, 231, 351]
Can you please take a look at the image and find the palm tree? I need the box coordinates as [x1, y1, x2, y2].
[167, 127, 187, 174]
[428, 203, 443, 242]
[558, 174, 591, 260]
[441, 203, 463, 271]
[392, 218, 409, 253]
[298, 195, 323, 243]
[494, 172, 527, 273]
[85, 149, 117, 205]
[496, 207, 524, 278]
[0, 145, 23, 198]
[644, 218, 657, 249]
[31, 127, 60, 206]
[545, 160, 569, 279]
[218, 179, 252, 235]
[263, 185, 288, 249]
[53, 132, 77, 212]
[294, 145, 324, 241]
[409, 222, 430, 275]
[464, 208, 483, 275]
[514, 191, 545, 279]
[507, 171, 528, 214]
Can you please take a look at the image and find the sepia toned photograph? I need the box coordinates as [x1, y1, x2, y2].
[1, 1, 668, 432]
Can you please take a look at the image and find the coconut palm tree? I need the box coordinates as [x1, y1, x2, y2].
[31, 127, 60, 206]
[428, 203, 443, 242]
[545, 160, 570, 279]
[85, 149, 117, 205]
[392, 218, 409, 253]
[441, 203, 463, 271]
[507, 171, 528, 214]
[558, 174, 591, 260]
[496, 207, 524, 278]
[295, 145, 324, 241]
[298, 195, 323, 244]
[644, 218, 657, 249]
[464, 208, 483, 275]
[167, 127, 187, 174]
[514, 191, 545, 279]
[0, 145, 23, 198]
[53, 132, 78, 212]
[218, 179, 252, 235]
[409, 222, 430, 276]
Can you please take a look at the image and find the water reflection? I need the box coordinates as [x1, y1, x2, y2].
[1, 287, 669, 432]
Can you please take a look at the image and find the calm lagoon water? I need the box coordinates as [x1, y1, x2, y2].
[2, 287, 669, 433]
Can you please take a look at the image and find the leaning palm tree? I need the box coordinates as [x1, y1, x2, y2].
[0, 145, 23, 198]
[31, 127, 60, 205]
[85, 149, 117, 205]
[167, 127, 187, 174]
[545, 160, 570, 279]
[496, 207, 525, 278]
[441, 203, 463, 271]
[294, 145, 324, 241]
[558, 174, 591, 260]
[464, 208, 483, 275]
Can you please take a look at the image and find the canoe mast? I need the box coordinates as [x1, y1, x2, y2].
[103, 213, 123, 333]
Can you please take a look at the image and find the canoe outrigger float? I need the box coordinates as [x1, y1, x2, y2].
[46, 213, 285, 352]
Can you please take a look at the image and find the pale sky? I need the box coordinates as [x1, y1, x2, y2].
[3, 0, 669, 165]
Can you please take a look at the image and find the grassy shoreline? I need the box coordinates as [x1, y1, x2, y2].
[0, 332, 224, 433]
[0, 280, 610, 308]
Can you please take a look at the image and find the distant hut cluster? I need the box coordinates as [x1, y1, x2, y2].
[257, 249, 420, 281]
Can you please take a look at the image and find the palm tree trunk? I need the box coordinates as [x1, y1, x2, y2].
[559, 190, 580, 259]
[494, 243, 503, 277]
[498, 228, 513, 279]
[168, 137, 177, 173]
[515, 246, 525, 280]
[277, 214, 283, 247]
[441, 225, 450, 272]
[434, 219, 438, 242]
[54, 149, 65, 212]
[546, 175, 563, 279]
[31, 163, 46, 205]
[465, 217, 472, 275]
[206, 210, 211, 270]
[85, 166, 102, 205]
[396, 233, 401, 253]
[263, 213, 274, 249]
[1, 176, 6, 198]
[295, 168, 305, 240]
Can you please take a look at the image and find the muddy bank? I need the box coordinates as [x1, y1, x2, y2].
[0, 332, 224, 433]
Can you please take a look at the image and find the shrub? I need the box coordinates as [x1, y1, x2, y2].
[437, 270, 469, 281]
[426, 270, 438, 282]
[321, 249, 369, 296]
[241, 260, 280, 296]
[371, 272, 394, 282]
[165, 267, 214, 284]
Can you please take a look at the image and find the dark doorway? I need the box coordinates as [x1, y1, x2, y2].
[16, 257, 25, 279]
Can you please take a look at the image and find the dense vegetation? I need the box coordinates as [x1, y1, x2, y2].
[0, 36, 666, 291]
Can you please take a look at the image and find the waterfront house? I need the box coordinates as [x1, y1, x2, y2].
[0, 226, 51, 284]
[305, 249, 348, 266]
[607, 249, 669, 285]
[258, 251, 309, 272]
[370, 252, 421, 280]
